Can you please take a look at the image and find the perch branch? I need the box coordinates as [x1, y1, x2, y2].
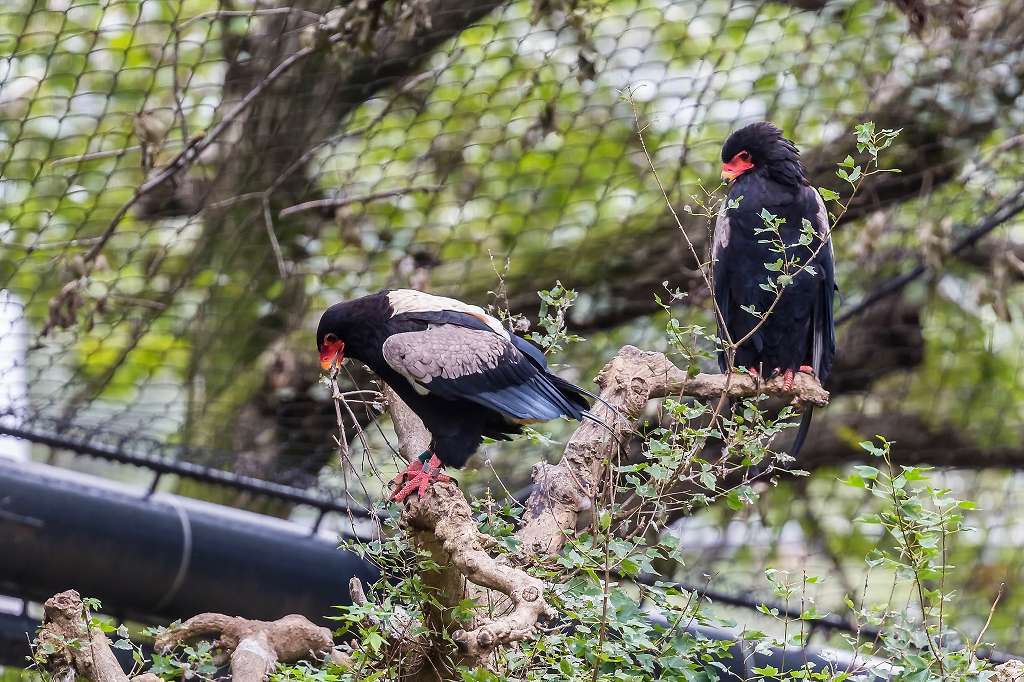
[381, 345, 827, 668]
[402, 482, 555, 660]
[384, 388, 555, 669]
[517, 345, 828, 557]
[154, 612, 335, 682]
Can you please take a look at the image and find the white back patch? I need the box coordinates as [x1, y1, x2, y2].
[712, 204, 731, 258]
[386, 289, 509, 339]
[812, 188, 835, 262]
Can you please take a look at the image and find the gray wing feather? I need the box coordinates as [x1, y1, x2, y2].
[383, 325, 510, 387]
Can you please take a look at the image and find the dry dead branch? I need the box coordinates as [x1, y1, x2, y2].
[518, 345, 827, 556]
[992, 660, 1024, 682]
[382, 344, 829, 671]
[154, 612, 335, 682]
[32, 590, 131, 682]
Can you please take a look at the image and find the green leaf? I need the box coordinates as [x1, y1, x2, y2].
[699, 470, 716, 490]
[818, 187, 840, 201]
[852, 465, 879, 480]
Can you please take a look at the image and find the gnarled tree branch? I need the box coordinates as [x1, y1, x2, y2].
[383, 344, 828, 675]
[155, 612, 336, 682]
[32, 590, 131, 682]
[517, 345, 827, 556]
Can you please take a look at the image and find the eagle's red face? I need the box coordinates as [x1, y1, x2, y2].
[721, 150, 754, 182]
[319, 333, 345, 371]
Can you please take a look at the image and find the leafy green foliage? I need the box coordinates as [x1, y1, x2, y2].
[840, 438, 992, 681]
[4, 0, 1022, 676]
[529, 283, 585, 355]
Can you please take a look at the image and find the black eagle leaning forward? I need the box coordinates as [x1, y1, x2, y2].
[316, 289, 591, 501]
[715, 122, 837, 456]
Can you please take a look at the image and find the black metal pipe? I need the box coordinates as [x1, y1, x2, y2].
[0, 460, 897, 677]
[0, 421, 374, 519]
[0, 459, 378, 628]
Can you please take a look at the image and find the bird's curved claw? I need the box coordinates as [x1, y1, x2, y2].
[390, 454, 452, 502]
[776, 365, 817, 392]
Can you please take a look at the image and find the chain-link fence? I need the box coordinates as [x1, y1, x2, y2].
[2, 0, 1024, 650]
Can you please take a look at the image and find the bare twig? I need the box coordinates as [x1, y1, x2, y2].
[177, 8, 322, 30]
[261, 195, 288, 278]
[971, 582, 1005, 663]
[49, 142, 183, 167]
[278, 186, 444, 218]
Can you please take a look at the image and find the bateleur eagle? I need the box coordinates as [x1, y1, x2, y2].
[316, 289, 591, 501]
[715, 122, 837, 456]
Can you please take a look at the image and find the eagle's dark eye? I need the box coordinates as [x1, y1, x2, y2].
[738, 151, 751, 162]
[325, 333, 339, 344]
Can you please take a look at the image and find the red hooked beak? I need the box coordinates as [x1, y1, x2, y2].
[319, 339, 345, 371]
[721, 153, 754, 182]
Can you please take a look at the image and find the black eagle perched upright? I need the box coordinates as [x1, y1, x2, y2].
[317, 289, 591, 501]
[714, 122, 836, 456]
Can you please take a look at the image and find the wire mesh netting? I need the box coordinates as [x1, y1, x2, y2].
[2, 0, 1024, 649]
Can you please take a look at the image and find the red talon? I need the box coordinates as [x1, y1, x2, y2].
[798, 365, 815, 375]
[390, 454, 452, 502]
[782, 368, 795, 391]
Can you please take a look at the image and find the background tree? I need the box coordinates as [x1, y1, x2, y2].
[2, 0, 1024, 663]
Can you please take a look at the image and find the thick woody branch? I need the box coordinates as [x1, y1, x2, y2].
[32, 590, 130, 682]
[154, 612, 335, 682]
[384, 347, 827, 668]
[517, 345, 828, 556]
[992, 659, 1024, 682]
[402, 484, 555, 661]
[385, 388, 553, 669]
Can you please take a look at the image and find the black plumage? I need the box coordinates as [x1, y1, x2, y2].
[316, 289, 590, 474]
[714, 122, 836, 455]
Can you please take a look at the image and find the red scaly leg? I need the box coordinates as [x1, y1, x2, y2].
[798, 365, 815, 375]
[390, 454, 452, 502]
[391, 458, 423, 489]
[782, 368, 795, 391]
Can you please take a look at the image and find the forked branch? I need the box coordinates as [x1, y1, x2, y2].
[384, 344, 828, 670]
[154, 612, 337, 682]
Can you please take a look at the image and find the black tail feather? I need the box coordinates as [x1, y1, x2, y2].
[543, 374, 630, 448]
[789, 405, 814, 460]
[546, 372, 595, 417]
[744, 405, 813, 480]
[548, 373, 625, 420]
